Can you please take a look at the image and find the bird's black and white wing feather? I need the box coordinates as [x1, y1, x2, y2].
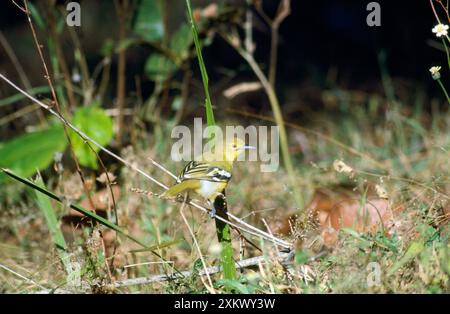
[177, 161, 232, 183]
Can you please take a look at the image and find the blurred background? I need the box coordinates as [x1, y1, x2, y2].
[0, 0, 445, 139]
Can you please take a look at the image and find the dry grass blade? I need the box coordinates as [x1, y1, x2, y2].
[114, 251, 294, 288]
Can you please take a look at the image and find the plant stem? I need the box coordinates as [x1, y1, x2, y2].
[269, 26, 279, 87]
[235, 45, 304, 210]
[186, 0, 215, 128]
[186, 0, 236, 281]
[214, 193, 237, 281]
[115, 0, 129, 146]
[437, 78, 450, 103]
[442, 38, 450, 71]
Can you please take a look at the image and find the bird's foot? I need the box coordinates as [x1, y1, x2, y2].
[209, 207, 217, 218]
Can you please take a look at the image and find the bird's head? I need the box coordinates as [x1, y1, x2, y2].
[224, 137, 256, 161]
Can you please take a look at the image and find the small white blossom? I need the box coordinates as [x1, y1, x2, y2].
[333, 160, 353, 176]
[432, 23, 449, 37]
[429, 66, 442, 80]
[375, 184, 389, 199]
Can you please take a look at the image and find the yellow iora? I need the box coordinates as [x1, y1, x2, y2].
[161, 138, 255, 216]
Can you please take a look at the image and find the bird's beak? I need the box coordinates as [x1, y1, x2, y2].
[240, 145, 256, 150]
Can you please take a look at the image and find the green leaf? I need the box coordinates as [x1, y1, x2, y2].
[295, 250, 310, 265]
[170, 23, 193, 60]
[100, 39, 115, 57]
[33, 175, 75, 277]
[144, 53, 177, 82]
[213, 195, 236, 281]
[0, 124, 67, 181]
[69, 104, 113, 169]
[185, 0, 215, 128]
[388, 241, 424, 276]
[133, 0, 163, 42]
[217, 279, 250, 294]
[34, 175, 68, 251]
[28, 2, 45, 30]
[117, 38, 138, 52]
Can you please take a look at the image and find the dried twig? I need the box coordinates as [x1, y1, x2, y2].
[254, 0, 291, 86]
[113, 251, 294, 288]
[0, 263, 48, 291]
[114, 0, 130, 146]
[220, 29, 303, 209]
[179, 194, 216, 293]
[430, 0, 443, 23]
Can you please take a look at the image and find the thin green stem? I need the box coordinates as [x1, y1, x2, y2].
[185, 0, 236, 281]
[230, 40, 304, 210]
[185, 0, 215, 128]
[437, 78, 450, 103]
[442, 38, 450, 71]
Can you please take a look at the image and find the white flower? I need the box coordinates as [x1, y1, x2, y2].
[375, 184, 389, 199]
[432, 23, 449, 37]
[429, 66, 442, 80]
[333, 160, 353, 176]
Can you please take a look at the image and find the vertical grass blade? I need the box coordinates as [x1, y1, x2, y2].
[214, 194, 237, 281]
[33, 174, 73, 276]
[185, 0, 236, 281]
[185, 0, 215, 128]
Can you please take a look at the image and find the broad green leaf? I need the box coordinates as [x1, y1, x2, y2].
[133, 0, 163, 42]
[170, 23, 193, 60]
[0, 124, 67, 181]
[69, 105, 113, 169]
[144, 53, 177, 81]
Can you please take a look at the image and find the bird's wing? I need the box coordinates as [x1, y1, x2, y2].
[162, 179, 201, 198]
[178, 161, 232, 183]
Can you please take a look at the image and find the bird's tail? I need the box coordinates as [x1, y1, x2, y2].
[160, 180, 195, 198]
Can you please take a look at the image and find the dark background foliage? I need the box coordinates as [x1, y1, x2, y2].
[0, 0, 442, 116]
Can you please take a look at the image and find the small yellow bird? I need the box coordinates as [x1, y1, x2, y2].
[161, 137, 255, 216]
